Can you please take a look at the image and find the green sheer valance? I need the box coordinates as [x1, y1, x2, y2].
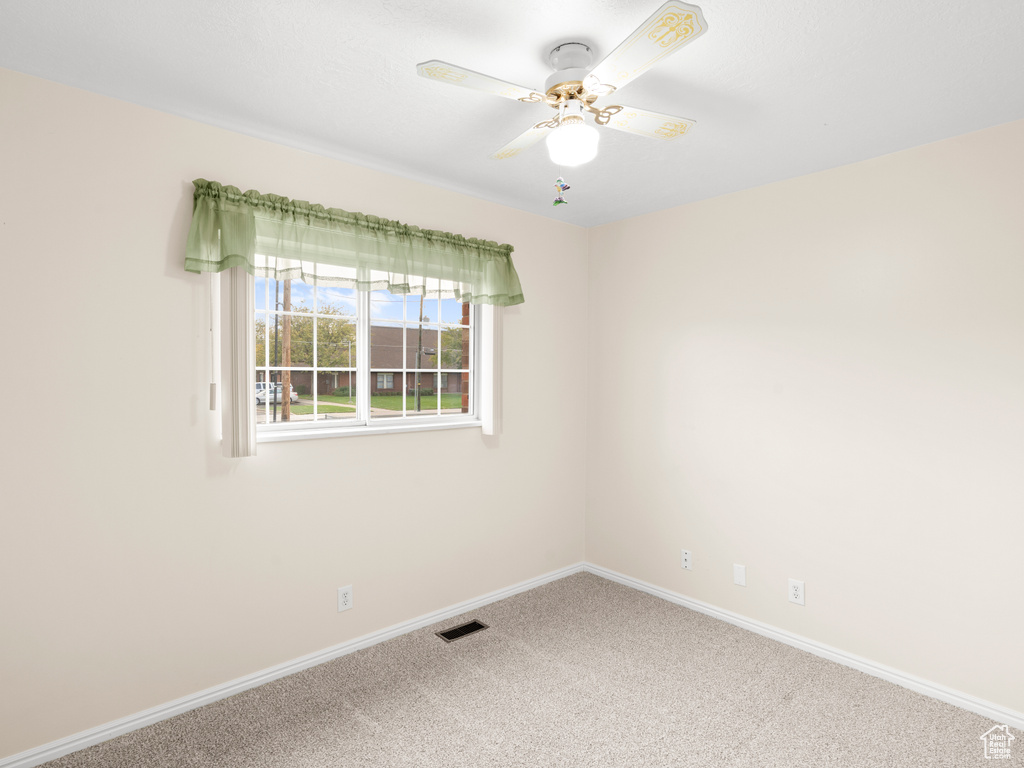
[184, 179, 524, 306]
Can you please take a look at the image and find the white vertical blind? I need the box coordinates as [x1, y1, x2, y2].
[221, 267, 256, 457]
[480, 305, 503, 437]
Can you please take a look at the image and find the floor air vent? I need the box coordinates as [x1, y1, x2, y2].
[436, 619, 489, 643]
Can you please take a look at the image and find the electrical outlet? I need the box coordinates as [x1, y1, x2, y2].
[338, 585, 353, 612]
[733, 564, 746, 586]
[788, 579, 805, 606]
[681, 549, 692, 571]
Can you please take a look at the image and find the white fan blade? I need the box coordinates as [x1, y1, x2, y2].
[416, 60, 545, 103]
[584, 2, 708, 96]
[600, 106, 695, 140]
[490, 121, 555, 160]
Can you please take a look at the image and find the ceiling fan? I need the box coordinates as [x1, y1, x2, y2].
[416, 1, 708, 167]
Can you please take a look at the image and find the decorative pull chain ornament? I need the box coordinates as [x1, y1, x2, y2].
[553, 177, 570, 206]
[415, 1, 707, 167]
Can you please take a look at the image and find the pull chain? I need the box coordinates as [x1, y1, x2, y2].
[209, 273, 217, 410]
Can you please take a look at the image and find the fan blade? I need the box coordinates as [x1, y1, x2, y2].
[490, 121, 555, 160]
[416, 60, 545, 103]
[599, 105, 695, 140]
[584, 2, 708, 96]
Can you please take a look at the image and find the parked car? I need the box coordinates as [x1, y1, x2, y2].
[256, 382, 299, 405]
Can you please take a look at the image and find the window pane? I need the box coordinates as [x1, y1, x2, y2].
[265, 277, 315, 367]
[440, 298, 468, 325]
[404, 294, 422, 322]
[255, 277, 357, 427]
[408, 324, 438, 370]
[284, 313, 315, 367]
[266, 277, 282, 314]
[317, 285, 357, 316]
[255, 312, 270, 368]
[371, 289, 404, 321]
[308, 372, 357, 421]
[405, 372, 439, 416]
[408, 387, 439, 416]
[439, 325, 469, 371]
[405, 294, 440, 324]
[264, 313, 280, 366]
[257, 371, 300, 424]
[317, 317, 355, 369]
[288, 279, 315, 310]
[370, 370, 402, 419]
[255, 277, 269, 311]
[442, 387, 464, 414]
[255, 373, 269, 425]
[263, 277, 314, 312]
[288, 371, 311, 400]
[370, 323, 403, 369]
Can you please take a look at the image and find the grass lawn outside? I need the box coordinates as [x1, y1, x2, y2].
[299, 393, 463, 412]
[314, 394, 356, 405]
[289, 404, 355, 415]
[371, 394, 463, 411]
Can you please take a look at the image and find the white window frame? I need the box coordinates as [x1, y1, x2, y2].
[220, 271, 500, 447]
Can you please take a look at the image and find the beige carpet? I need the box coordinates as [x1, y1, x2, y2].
[43, 572, 1021, 767]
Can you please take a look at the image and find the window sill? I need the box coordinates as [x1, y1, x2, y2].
[256, 417, 482, 443]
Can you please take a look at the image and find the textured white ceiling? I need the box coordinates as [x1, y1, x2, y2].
[3, 0, 1024, 227]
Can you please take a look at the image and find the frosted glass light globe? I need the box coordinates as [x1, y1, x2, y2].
[546, 120, 600, 166]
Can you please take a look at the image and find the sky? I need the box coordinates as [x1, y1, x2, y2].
[255, 277, 467, 325]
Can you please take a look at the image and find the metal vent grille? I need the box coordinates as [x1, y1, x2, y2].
[436, 620, 489, 643]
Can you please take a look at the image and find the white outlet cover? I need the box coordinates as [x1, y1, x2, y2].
[733, 564, 746, 586]
[788, 578, 805, 606]
[681, 549, 692, 571]
[338, 585, 353, 612]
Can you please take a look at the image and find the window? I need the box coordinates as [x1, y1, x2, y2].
[254, 272, 474, 436]
[185, 179, 522, 455]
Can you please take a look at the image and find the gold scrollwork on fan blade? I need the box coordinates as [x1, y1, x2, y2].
[583, 103, 624, 126]
[654, 121, 691, 139]
[648, 11, 697, 48]
[613, 111, 639, 129]
[594, 106, 623, 126]
[518, 92, 544, 103]
[422, 66, 467, 83]
[494, 148, 522, 159]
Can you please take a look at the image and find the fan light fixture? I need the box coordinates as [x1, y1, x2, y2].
[546, 101, 599, 166]
[416, 2, 709, 164]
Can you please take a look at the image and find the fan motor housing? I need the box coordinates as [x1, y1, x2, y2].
[544, 68, 590, 96]
[548, 42, 593, 70]
[544, 42, 598, 105]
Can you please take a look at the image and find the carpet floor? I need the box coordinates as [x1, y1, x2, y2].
[43, 571, 1020, 767]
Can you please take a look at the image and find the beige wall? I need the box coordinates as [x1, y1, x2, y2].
[0, 68, 588, 759]
[587, 120, 1024, 713]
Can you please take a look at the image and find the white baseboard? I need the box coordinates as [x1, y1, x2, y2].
[583, 563, 1024, 731]
[0, 563, 587, 768]
[5, 560, 1020, 767]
